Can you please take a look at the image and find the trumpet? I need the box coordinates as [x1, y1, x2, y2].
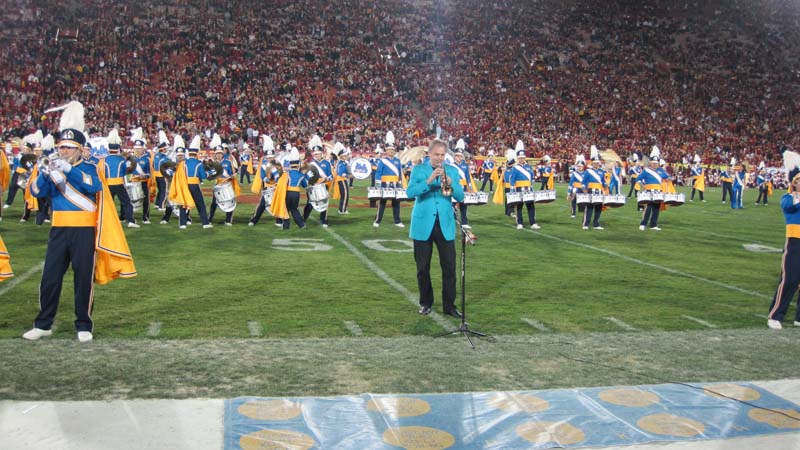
[440, 165, 453, 197]
[38, 155, 65, 174]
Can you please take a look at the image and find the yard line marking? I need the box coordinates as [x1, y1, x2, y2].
[527, 230, 770, 299]
[147, 321, 161, 337]
[322, 226, 451, 331]
[0, 261, 44, 298]
[247, 321, 263, 337]
[604, 316, 638, 331]
[22, 405, 39, 414]
[614, 215, 778, 246]
[344, 320, 364, 336]
[683, 315, 717, 328]
[521, 317, 551, 332]
[753, 313, 768, 320]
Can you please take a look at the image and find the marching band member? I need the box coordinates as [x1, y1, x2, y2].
[20, 131, 43, 224]
[132, 137, 151, 224]
[374, 132, 404, 228]
[636, 146, 666, 231]
[510, 141, 540, 230]
[208, 134, 239, 226]
[689, 154, 706, 202]
[4, 140, 33, 209]
[270, 147, 308, 229]
[479, 149, 496, 192]
[249, 136, 282, 226]
[159, 135, 183, 224]
[0, 234, 12, 281]
[627, 153, 642, 198]
[331, 142, 352, 214]
[538, 155, 554, 191]
[731, 157, 745, 209]
[170, 135, 212, 229]
[0, 143, 10, 221]
[369, 144, 381, 208]
[608, 160, 623, 195]
[239, 145, 253, 184]
[302, 135, 331, 227]
[497, 149, 515, 217]
[767, 152, 800, 329]
[24, 101, 136, 343]
[452, 139, 472, 228]
[101, 129, 139, 228]
[755, 162, 772, 206]
[582, 146, 606, 230]
[720, 162, 734, 203]
[153, 130, 170, 210]
[569, 155, 587, 218]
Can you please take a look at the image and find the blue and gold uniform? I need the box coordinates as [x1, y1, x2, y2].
[582, 156, 606, 230]
[636, 162, 667, 230]
[239, 150, 253, 184]
[609, 163, 623, 195]
[208, 155, 237, 225]
[690, 162, 705, 202]
[153, 148, 168, 208]
[102, 143, 136, 227]
[374, 148, 404, 227]
[627, 160, 642, 198]
[5, 146, 33, 208]
[767, 174, 800, 328]
[732, 164, 745, 209]
[479, 154, 496, 192]
[503, 160, 514, 216]
[538, 158, 554, 191]
[283, 160, 309, 229]
[510, 151, 538, 229]
[569, 163, 586, 217]
[181, 150, 209, 227]
[720, 166, 733, 203]
[249, 153, 282, 226]
[133, 144, 151, 223]
[452, 151, 472, 227]
[302, 152, 332, 226]
[755, 170, 771, 205]
[333, 148, 352, 214]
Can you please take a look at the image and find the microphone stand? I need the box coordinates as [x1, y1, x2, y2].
[434, 199, 491, 350]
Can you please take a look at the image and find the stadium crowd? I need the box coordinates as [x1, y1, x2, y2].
[1, 0, 799, 178]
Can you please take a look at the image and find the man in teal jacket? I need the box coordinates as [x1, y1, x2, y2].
[406, 139, 465, 317]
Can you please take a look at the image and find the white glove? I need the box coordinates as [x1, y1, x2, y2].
[49, 170, 66, 189]
[54, 159, 72, 174]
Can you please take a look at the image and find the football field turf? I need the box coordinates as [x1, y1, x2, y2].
[1, 182, 797, 399]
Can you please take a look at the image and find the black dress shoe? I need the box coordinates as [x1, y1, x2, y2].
[444, 308, 462, 319]
[418, 306, 432, 315]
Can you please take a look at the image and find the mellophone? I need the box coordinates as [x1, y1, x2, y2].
[506, 189, 557, 206]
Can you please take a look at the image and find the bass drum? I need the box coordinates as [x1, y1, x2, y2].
[213, 182, 237, 213]
[349, 157, 373, 180]
[126, 181, 145, 211]
[308, 183, 329, 212]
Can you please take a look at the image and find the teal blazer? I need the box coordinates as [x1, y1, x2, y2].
[406, 162, 465, 241]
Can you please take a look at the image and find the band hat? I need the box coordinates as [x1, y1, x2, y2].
[515, 139, 524, 152]
[45, 101, 86, 148]
[41, 134, 55, 152]
[649, 145, 660, 160]
[158, 130, 169, 149]
[516, 149, 526, 158]
[375, 143, 383, 155]
[23, 130, 43, 149]
[505, 148, 516, 163]
[133, 139, 146, 148]
[487, 150, 495, 156]
[590, 145, 601, 162]
[188, 135, 202, 154]
[262, 134, 274, 152]
[543, 154, 551, 162]
[693, 154, 701, 164]
[265, 149, 275, 158]
[575, 153, 586, 166]
[385, 130, 395, 149]
[332, 141, 346, 157]
[107, 128, 122, 152]
[455, 138, 466, 151]
[288, 147, 301, 166]
[782, 150, 800, 186]
[172, 134, 186, 153]
[210, 133, 222, 152]
[309, 134, 323, 152]
[659, 159, 666, 166]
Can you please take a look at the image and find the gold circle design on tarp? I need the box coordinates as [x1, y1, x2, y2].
[240, 429, 315, 450]
[703, 384, 761, 402]
[748, 408, 800, 429]
[382, 426, 456, 450]
[237, 400, 302, 421]
[598, 388, 660, 407]
[637, 413, 706, 437]
[367, 397, 431, 418]
[488, 393, 550, 413]
[516, 421, 585, 445]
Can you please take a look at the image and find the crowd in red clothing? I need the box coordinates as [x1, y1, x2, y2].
[2, 0, 799, 172]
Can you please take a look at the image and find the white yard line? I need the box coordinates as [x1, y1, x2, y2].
[147, 321, 162, 337]
[614, 214, 778, 246]
[344, 320, 363, 336]
[521, 317, 551, 332]
[247, 321, 262, 337]
[322, 226, 452, 331]
[682, 315, 717, 328]
[527, 229, 770, 299]
[0, 261, 44, 298]
[604, 316, 638, 331]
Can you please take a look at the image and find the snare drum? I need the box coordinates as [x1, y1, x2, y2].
[261, 186, 276, 207]
[382, 187, 396, 199]
[506, 191, 522, 206]
[463, 192, 479, 205]
[576, 193, 591, 205]
[395, 188, 409, 201]
[367, 186, 383, 199]
[522, 190, 536, 203]
[637, 191, 653, 206]
[213, 182, 237, 212]
[664, 192, 685, 206]
[308, 183, 329, 212]
[535, 189, 556, 203]
[651, 191, 664, 204]
[603, 194, 626, 208]
[126, 182, 145, 211]
[476, 192, 489, 205]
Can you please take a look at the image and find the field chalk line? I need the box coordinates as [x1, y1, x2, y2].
[344, 320, 363, 336]
[528, 229, 770, 299]
[683, 315, 717, 328]
[147, 321, 162, 337]
[0, 261, 45, 298]
[521, 317, 551, 332]
[247, 321, 263, 337]
[604, 316, 638, 331]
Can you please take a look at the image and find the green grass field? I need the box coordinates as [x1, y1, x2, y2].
[1, 181, 797, 400]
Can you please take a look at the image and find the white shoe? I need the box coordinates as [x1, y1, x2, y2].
[322, 224, 328, 228]
[2, 204, 8, 209]
[794, 321, 800, 327]
[143, 220, 151, 225]
[531, 224, 541, 230]
[570, 215, 575, 218]
[22, 328, 52, 341]
[593, 226, 604, 230]
[702, 200, 706, 203]
[127, 222, 140, 228]
[462, 224, 472, 229]
[225, 222, 232, 226]
[203, 224, 213, 229]
[248, 222, 255, 227]
[650, 226, 662, 231]
[516, 224, 523, 230]
[582, 226, 589, 230]
[44, 219, 50, 223]
[342, 211, 350, 214]
[395, 223, 405, 228]
[689, 199, 693, 202]
[767, 319, 783, 330]
[373, 222, 380, 228]
[639, 225, 646, 231]
[19, 219, 26, 223]
[77, 331, 93, 343]
[179, 225, 186, 229]
[160, 220, 168, 225]
[274, 222, 282, 227]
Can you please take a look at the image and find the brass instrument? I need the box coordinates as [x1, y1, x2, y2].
[440, 165, 453, 197]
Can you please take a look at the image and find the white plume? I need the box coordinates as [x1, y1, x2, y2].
[309, 134, 323, 150]
[782, 151, 800, 177]
[46, 101, 85, 133]
[173, 134, 186, 150]
[650, 145, 660, 160]
[107, 128, 121, 146]
[41, 134, 55, 150]
[158, 130, 169, 147]
[456, 138, 466, 150]
[262, 134, 274, 151]
[385, 131, 395, 147]
[210, 133, 222, 149]
[189, 135, 202, 151]
[515, 140, 525, 151]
